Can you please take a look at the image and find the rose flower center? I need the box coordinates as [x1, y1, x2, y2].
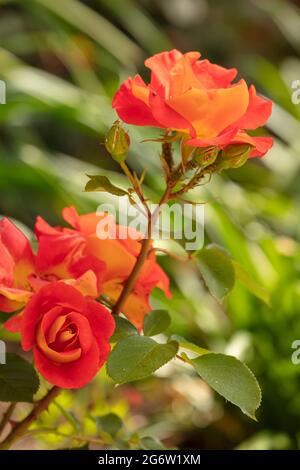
[36, 313, 82, 364]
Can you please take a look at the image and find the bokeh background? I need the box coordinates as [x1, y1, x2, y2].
[1, 0, 300, 450]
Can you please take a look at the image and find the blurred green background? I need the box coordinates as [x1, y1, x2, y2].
[1, 0, 300, 450]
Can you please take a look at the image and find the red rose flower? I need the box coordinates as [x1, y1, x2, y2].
[21, 282, 115, 388]
[0, 218, 34, 312]
[113, 49, 273, 158]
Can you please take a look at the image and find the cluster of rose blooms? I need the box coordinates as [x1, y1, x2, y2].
[0, 208, 170, 388]
[0, 49, 273, 391]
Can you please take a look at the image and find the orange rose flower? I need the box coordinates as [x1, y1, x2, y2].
[35, 207, 171, 329]
[113, 49, 273, 158]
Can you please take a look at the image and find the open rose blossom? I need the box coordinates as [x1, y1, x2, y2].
[35, 207, 171, 329]
[113, 49, 273, 158]
[21, 282, 115, 388]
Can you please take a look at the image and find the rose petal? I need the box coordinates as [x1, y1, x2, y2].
[187, 127, 238, 148]
[145, 49, 183, 92]
[235, 85, 273, 130]
[0, 218, 34, 265]
[113, 77, 161, 127]
[229, 131, 274, 158]
[84, 299, 115, 344]
[36, 232, 85, 274]
[169, 52, 202, 97]
[84, 235, 136, 281]
[21, 283, 85, 350]
[149, 85, 196, 137]
[69, 254, 106, 294]
[103, 280, 148, 330]
[193, 59, 237, 88]
[3, 312, 23, 333]
[167, 80, 249, 138]
[36, 318, 81, 364]
[33, 339, 101, 389]
[65, 311, 93, 353]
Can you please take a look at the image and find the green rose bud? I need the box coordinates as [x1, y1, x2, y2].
[105, 120, 130, 163]
[216, 144, 252, 171]
[193, 146, 219, 168]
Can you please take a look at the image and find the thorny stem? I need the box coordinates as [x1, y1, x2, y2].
[0, 403, 16, 437]
[113, 143, 175, 315]
[171, 168, 205, 197]
[0, 386, 60, 450]
[114, 135, 207, 314]
[120, 160, 151, 218]
[162, 141, 173, 171]
[113, 184, 172, 315]
[112, 237, 152, 315]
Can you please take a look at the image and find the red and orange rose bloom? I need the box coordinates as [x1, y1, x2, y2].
[21, 282, 114, 388]
[113, 49, 273, 158]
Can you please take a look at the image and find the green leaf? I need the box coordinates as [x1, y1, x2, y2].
[191, 353, 261, 420]
[0, 353, 40, 402]
[110, 316, 138, 343]
[143, 310, 171, 336]
[85, 174, 134, 202]
[96, 412, 123, 437]
[107, 336, 179, 384]
[171, 335, 211, 356]
[140, 436, 165, 450]
[197, 244, 235, 299]
[233, 261, 271, 306]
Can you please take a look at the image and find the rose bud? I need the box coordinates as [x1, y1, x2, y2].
[105, 120, 130, 163]
[217, 144, 252, 170]
[193, 146, 219, 169]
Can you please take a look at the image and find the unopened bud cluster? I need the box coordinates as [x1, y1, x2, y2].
[192, 143, 252, 173]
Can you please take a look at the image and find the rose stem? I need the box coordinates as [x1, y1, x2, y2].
[0, 403, 16, 436]
[113, 148, 173, 315]
[0, 386, 60, 450]
[113, 185, 171, 315]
